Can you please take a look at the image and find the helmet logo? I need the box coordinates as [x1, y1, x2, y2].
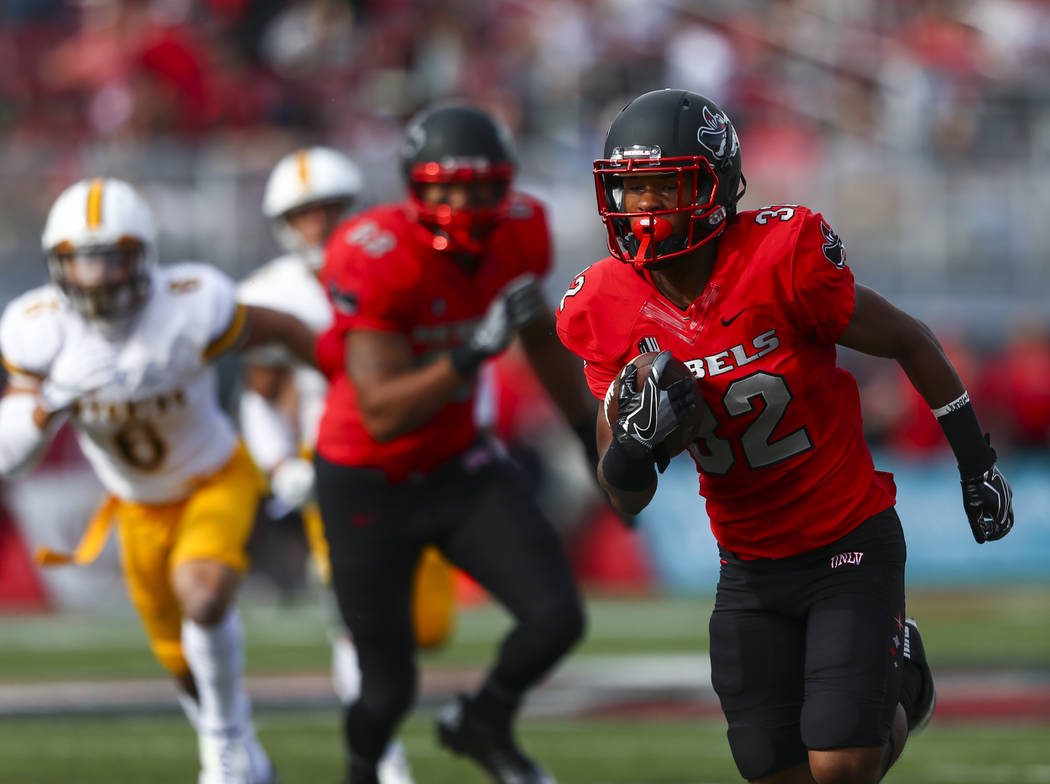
[402, 123, 426, 161]
[696, 106, 738, 166]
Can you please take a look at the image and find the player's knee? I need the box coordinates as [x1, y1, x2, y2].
[173, 561, 240, 625]
[182, 591, 234, 626]
[809, 749, 882, 784]
[529, 596, 586, 656]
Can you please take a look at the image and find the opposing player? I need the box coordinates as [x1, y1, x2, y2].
[0, 177, 320, 784]
[557, 89, 1015, 784]
[236, 146, 415, 783]
[314, 104, 598, 784]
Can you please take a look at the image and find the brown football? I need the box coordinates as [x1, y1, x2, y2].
[603, 351, 703, 458]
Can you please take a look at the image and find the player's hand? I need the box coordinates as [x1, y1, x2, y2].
[452, 274, 544, 374]
[471, 273, 544, 355]
[960, 461, 1014, 543]
[270, 456, 315, 510]
[39, 344, 116, 413]
[613, 351, 696, 472]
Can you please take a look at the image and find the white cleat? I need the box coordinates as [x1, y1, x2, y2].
[198, 729, 278, 784]
[198, 730, 252, 784]
[377, 739, 415, 784]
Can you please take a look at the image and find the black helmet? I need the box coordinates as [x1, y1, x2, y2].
[594, 89, 746, 269]
[400, 104, 516, 254]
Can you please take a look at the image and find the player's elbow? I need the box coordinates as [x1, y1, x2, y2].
[356, 403, 403, 444]
[599, 474, 655, 516]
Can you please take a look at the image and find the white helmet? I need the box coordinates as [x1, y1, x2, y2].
[41, 177, 157, 320]
[263, 146, 363, 265]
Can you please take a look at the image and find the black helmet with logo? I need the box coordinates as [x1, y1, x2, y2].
[594, 89, 746, 268]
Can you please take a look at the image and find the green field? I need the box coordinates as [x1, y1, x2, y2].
[0, 587, 1048, 782]
[3, 586, 1049, 681]
[0, 713, 1048, 783]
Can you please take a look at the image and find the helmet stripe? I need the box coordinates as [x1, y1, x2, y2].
[295, 149, 311, 188]
[86, 178, 104, 229]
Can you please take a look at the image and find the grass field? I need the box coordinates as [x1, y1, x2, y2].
[1, 586, 1048, 782]
[1, 712, 1048, 783]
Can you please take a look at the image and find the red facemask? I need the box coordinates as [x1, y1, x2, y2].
[406, 161, 514, 255]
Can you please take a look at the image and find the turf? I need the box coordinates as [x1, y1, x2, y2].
[2, 588, 1048, 681]
[0, 711, 1047, 783]
[1, 588, 1048, 782]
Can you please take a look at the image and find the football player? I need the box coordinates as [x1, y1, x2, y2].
[313, 104, 598, 784]
[236, 146, 415, 784]
[0, 177, 320, 784]
[557, 89, 1015, 784]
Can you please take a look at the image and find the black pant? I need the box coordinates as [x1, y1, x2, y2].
[710, 508, 907, 780]
[315, 440, 586, 763]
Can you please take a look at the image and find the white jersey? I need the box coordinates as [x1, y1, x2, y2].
[0, 263, 244, 503]
[237, 253, 331, 449]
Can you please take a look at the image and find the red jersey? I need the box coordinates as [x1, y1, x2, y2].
[557, 205, 895, 558]
[316, 193, 551, 480]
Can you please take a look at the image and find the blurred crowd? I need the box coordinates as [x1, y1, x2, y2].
[3, 0, 1050, 160]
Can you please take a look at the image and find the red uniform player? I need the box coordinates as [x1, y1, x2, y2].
[557, 89, 1014, 784]
[315, 104, 596, 784]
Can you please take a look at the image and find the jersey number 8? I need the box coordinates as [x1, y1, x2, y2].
[114, 420, 167, 471]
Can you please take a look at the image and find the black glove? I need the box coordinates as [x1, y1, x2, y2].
[451, 274, 544, 375]
[613, 351, 696, 472]
[960, 458, 1014, 544]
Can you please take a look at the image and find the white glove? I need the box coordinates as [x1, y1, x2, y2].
[270, 456, 315, 510]
[39, 343, 116, 413]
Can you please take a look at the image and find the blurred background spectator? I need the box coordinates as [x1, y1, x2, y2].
[3, 0, 1050, 599]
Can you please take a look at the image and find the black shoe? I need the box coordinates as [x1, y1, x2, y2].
[436, 695, 556, 784]
[903, 618, 936, 733]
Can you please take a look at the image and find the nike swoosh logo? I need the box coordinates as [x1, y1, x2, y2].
[624, 377, 659, 443]
[721, 309, 744, 327]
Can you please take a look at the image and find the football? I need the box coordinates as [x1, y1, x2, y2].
[603, 351, 703, 459]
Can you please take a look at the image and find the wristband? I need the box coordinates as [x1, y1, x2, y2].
[934, 396, 995, 477]
[931, 391, 970, 418]
[601, 437, 657, 492]
[450, 345, 485, 376]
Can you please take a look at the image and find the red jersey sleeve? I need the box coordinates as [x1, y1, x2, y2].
[784, 210, 856, 344]
[321, 212, 419, 337]
[504, 193, 552, 279]
[556, 260, 639, 400]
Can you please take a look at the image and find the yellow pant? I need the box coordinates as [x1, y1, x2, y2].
[115, 443, 262, 676]
[412, 546, 456, 650]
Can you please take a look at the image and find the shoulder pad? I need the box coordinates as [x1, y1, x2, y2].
[157, 262, 239, 349]
[333, 207, 404, 262]
[0, 286, 67, 379]
[555, 258, 637, 365]
[506, 191, 544, 222]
